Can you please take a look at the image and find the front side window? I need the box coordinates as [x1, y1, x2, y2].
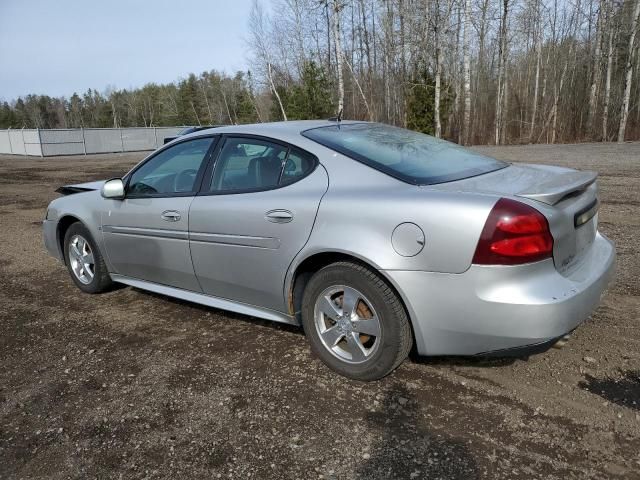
[302, 123, 507, 185]
[127, 137, 214, 196]
[209, 138, 315, 192]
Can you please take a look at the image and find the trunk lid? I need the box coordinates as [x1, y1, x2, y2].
[428, 163, 599, 275]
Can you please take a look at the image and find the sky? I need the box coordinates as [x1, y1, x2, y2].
[0, 0, 253, 101]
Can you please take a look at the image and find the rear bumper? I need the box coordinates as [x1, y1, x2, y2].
[385, 232, 616, 356]
[43, 219, 63, 262]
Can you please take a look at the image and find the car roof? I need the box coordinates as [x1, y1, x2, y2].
[180, 119, 368, 144]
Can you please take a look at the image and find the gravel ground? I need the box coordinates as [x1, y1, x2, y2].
[0, 142, 639, 479]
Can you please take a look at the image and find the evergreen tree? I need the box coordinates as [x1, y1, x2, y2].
[406, 71, 452, 136]
[273, 62, 333, 120]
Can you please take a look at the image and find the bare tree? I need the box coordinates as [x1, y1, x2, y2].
[617, 0, 640, 142]
[431, 0, 453, 138]
[587, 0, 603, 136]
[602, 0, 615, 141]
[248, 0, 287, 120]
[529, 0, 543, 142]
[8, 0, 640, 144]
[495, 0, 510, 144]
[331, 0, 345, 117]
[461, 0, 472, 144]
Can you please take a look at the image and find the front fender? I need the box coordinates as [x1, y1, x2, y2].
[44, 191, 110, 270]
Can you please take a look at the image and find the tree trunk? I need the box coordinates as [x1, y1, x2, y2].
[200, 80, 214, 124]
[268, 63, 287, 121]
[551, 51, 571, 144]
[220, 88, 234, 125]
[494, 0, 509, 145]
[617, 0, 640, 142]
[462, 0, 471, 144]
[529, 0, 542, 142]
[344, 57, 372, 119]
[602, 1, 614, 141]
[433, 0, 442, 138]
[450, 2, 461, 139]
[434, 44, 442, 138]
[331, 0, 345, 117]
[587, 2, 603, 136]
[474, 0, 489, 142]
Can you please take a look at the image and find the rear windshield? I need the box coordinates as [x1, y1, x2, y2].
[302, 123, 507, 185]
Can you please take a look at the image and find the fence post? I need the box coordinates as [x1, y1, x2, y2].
[153, 127, 158, 149]
[8, 127, 13, 155]
[21, 127, 26, 156]
[120, 128, 124, 152]
[37, 128, 43, 157]
[81, 127, 87, 155]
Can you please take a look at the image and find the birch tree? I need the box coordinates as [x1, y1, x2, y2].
[461, 0, 472, 144]
[528, 0, 543, 142]
[495, 0, 510, 144]
[5, 0, 640, 144]
[617, 0, 640, 142]
[331, 0, 345, 118]
[602, 0, 615, 140]
[587, 1, 603, 136]
[248, 0, 287, 121]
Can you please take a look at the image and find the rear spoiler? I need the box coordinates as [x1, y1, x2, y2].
[516, 170, 597, 205]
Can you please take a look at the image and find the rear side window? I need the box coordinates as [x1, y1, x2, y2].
[281, 150, 315, 185]
[209, 138, 316, 193]
[302, 123, 507, 185]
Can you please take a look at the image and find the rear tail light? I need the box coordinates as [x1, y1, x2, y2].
[473, 198, 553, 265]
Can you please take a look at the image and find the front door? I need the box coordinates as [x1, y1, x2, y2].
[188, 136, 328, 312]
[102, 136, 216, 291]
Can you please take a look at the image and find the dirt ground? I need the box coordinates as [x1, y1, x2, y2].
[0, 142, 639, 480]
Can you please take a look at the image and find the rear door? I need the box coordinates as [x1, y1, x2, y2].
[188, 136, 328, 312]
[102, 136, 216, 290]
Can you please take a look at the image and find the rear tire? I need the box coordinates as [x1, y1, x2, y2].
[63, 222, 112, 294]
[301, 261, 413, 381]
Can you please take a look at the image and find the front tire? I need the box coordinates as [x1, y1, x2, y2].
[301, 261, 413, 381]
[63, 222, 112, 294]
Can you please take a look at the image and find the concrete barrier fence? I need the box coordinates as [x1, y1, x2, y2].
[0, 127, 185, 156]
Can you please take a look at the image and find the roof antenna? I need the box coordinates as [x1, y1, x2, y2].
[328, 108, 343, 127]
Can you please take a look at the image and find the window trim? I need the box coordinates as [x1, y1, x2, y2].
[123, 135, 219, 199]
[197, 134, 319, 196]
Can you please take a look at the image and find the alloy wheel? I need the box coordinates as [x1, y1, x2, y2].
[68, 234, 95, 285]
[314, 285, 382, 364]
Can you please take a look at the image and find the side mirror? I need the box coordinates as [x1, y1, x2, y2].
[101, 178, 125, 199]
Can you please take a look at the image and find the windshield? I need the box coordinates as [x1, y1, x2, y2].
[302, 123, 507, 185]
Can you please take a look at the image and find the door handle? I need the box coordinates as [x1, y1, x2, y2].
[265, 209, 293, 223]
[161, 210, 181, 222]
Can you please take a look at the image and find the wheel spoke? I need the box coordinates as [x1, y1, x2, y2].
[84, 264, 94, 278]
[68, 235, 95, 285]
[346, 332, 367, 362]
[71, 242, 82, 258]
[317, 296, 341, 321]
[321, 325, 344, 347]
[83, 252, 95, 265]
[341, 286, 360, 317]
[352, 316, 380, 337]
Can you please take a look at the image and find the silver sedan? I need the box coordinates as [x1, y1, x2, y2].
[43, 121, 616, 380]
